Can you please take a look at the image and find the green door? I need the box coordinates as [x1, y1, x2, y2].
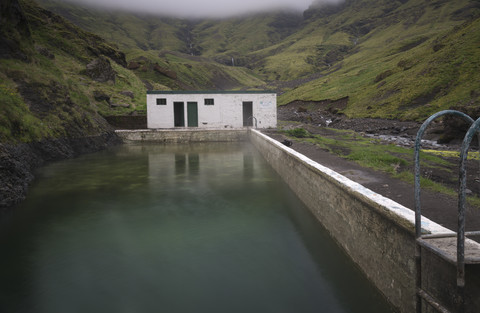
[187, 102, 198, 127]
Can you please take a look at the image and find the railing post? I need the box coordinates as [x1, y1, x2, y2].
[414, 110, 475, 313]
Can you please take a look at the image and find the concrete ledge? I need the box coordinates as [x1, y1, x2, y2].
[114, 128, 480, 312]
[116, 129, 248, 143]
[248, 129, 480, 313]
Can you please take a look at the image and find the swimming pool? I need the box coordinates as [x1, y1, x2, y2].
[0, 143, 394, 313]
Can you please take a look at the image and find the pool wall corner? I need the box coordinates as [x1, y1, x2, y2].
[248, 129, 480, 313]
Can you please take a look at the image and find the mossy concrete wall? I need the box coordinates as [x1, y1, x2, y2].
[116, 129, 248, 143]
[249, 129, 480, 313]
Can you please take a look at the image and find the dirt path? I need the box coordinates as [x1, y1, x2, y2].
[263, 131, 480, 238]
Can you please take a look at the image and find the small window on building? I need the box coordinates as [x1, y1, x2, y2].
[156, 98, 167, 105]
[204, 98, 214, 105]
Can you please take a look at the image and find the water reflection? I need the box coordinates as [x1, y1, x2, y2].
[0, 143, 394, 313]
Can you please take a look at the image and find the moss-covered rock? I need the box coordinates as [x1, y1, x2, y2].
[82, 56, 116, 82]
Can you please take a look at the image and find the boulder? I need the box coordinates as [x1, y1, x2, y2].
[143, 80, 153, 91]
[35, 44, 54, 59]
[153, 63, 177, 79]
[110, 103, 130, 108]
[93, 90, 110, 104]
[127, 61, 140, 70]
[83, 56, 116, 82]
[120, 91, 135, 99]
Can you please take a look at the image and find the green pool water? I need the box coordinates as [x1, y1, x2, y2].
[0, 143, 395, 313]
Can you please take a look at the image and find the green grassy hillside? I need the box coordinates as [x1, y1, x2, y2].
[0, 0, 150, 143]
[15, 0, 480, 124]
[278, 0, 480, 120]
[1, 0, 271, 143]
[35, 0, 189, 53]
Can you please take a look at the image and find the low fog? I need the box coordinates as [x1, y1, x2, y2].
[61, 0, 344, 18]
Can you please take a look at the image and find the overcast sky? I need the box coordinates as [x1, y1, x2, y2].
[62, 0, 340, 18]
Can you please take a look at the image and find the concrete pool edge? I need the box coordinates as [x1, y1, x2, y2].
[248, 129, 480, 313]
[116, 129, 248, 143]
[115, 129, 480, 312]
[249, 129, 449, 234]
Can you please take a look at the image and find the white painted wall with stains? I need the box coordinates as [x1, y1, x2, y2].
[147, 91, 276, 129]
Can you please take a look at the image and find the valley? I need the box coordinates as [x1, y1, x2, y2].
[1, 0, 479, 210]
[37, 0, 480, 120]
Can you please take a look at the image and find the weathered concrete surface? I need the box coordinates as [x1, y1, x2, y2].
[114, 128, 480, 312]
[147, 91, 276, 129]
[421, 246, 480, 312]
[116, 129, 248, 143]
[248, 129, 480, 313]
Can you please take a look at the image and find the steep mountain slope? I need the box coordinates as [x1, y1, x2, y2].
[279, 0, 480, 120]
[35, 0, 190, 53]
[1, 0, 134, 143]
[37, 0, 304, 57]
[37, 0, 480, 121]
[36, 0, 271, 91]
[0, 0, 272, 208]
[1, 0, 479, 209]
[0, 0, 139, 207]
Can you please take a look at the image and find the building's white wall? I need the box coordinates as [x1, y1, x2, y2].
[147, 94, 174, 128]
[147, 92, 276, 129]
[252, 94, 277, 128]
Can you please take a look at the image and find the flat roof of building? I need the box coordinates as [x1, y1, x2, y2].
[147, 90, 277, 95]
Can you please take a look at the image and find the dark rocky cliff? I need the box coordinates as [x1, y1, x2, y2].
[0, 133, 121, 210]
[0, 0, 125, 211]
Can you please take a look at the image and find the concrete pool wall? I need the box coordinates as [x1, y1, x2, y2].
[116, 129, 480, 313]
[116, 129, 248, 143]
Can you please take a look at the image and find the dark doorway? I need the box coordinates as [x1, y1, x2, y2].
[174, 102, 185, 127]
[187, 102, 198, 127]
[242, 101, 253, 126]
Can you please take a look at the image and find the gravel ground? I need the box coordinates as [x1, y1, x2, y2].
[269, 103, 480, 236]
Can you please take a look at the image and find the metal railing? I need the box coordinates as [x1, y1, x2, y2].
[414, 110, 480, 313]
[247, 116, 257, 128]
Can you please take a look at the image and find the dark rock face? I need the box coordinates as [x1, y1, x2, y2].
[153, 63, 177, 79]
[0, 0, 32, 61]
[439, 105, 480, 145]
[88, 45, 127, 68]
[83, 56, 116, 82]
[120, 91, 135, 99]
[110, 102, 130, 108]
[35, 44, 54, 59]
[0, 0, 128, 213]
[93, 90, 111, 103]
[16, 80, 73, 118]
[0, 132, 121, 211]
[143, 80, 153, 90]
[127, 61, 140, 70]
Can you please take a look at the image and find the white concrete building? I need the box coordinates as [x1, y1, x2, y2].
[147, 91, 277, 129]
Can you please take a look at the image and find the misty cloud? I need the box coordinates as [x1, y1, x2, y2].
[61, 0, 343, 18]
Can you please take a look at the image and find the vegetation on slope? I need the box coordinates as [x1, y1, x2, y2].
[2, 0, 479, 209]
[36, 0, 194, 53]
[126, 50, 266, 91]
[36, 0, 270, 91]
[36, 0, 480, 122]
[279, 0, 480, 120]
[1, 0, 273, 144]
[0, 0, 148, 143]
